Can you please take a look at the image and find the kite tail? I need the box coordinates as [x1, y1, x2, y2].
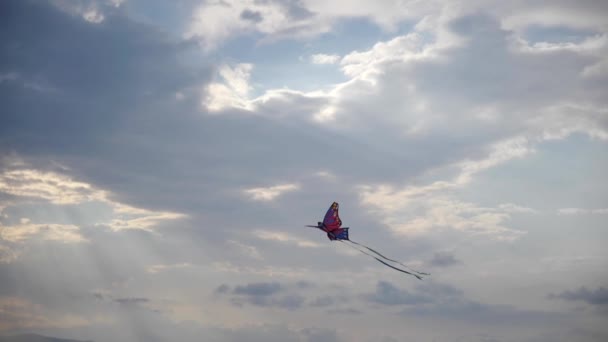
[347, 240, 430, 276]
[338, 241, 423, 280]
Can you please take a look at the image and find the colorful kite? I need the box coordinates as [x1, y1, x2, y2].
[307, 202, 429, 280]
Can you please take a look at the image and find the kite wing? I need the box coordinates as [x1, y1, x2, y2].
[327, 228, 349, 241]
[322, 202, 342, 231]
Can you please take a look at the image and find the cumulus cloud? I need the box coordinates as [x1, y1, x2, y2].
[187, 0, 326, 50]
[205, 63, 254, 112]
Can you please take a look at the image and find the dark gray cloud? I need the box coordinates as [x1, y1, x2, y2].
[240, 9, 263, 23]
[366, 281, 433, 305]
[362, 280, 568, 328]
[415, 281, 463, 298]
[429, 252, 462, 268]
[549, 286, 608, 305]
[281, 0, 315, 20]
[113, 297, 150, 305]
[215, 281, 352, 312]
[232, 282, 282, 296]
[217, 282, 308, 310]
[215, 284, 231, 294]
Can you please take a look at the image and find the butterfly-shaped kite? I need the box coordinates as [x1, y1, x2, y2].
[307, 202, 429, 280]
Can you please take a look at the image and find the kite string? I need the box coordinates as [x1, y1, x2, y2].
[338, 240, 423, 280]
[347, 240, 430, 276]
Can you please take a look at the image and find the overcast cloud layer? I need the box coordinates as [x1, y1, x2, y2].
[1, 1, 607, 341]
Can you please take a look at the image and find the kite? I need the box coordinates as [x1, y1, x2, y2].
[306, 202, 429, 280]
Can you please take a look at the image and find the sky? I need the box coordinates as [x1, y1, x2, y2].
[0, 0, 607, 341]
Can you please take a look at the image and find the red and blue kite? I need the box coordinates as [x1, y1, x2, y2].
[307, 202, 429, 280]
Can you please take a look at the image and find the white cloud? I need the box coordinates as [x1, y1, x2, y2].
[244, 183, 300, 201]
[104, 211, 186, 232]
[204, 63, 254, 112]
[227, 240, 264, 259]
[0, 163, 187, 249]
[83, 8, 104, 23]
[310, 54, 340, 65]
[147, 263, 193, 274]
[0, 222, 86, 243]
[187, 0, 331, 51]
[456, 137, 535, 185]
[498, 203, 538, 214]
[557, 208, 608, 215]
[360, 187, 528, 241]
[499, 2, 608, 32]
[50, 0, 127, 24]
[253, 230, 322, 248]
[313, 170, 336, 180]
[0, 168, 106, 204]
[358, 137, 539, 240]
[0, 244, 18, 264]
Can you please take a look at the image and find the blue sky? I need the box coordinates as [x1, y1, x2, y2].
[1, 1, 607, 341]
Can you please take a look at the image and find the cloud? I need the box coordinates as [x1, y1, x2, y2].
[366, 281, 433, 305]
[310, 54, 341, 65]
[362, 280, 565, 327]
[0, 163, 186, 260]
[233, 282, 282, 296]
[218, 282, 307, 310]
[226, 240, 263, 260]
[146, 262, 193, 274]
[187, 0, 328, 50]
[0, 244, 18, 264]
[112, 297, 150, 306]
[216, 281, 342, 312]
[244, 183, 300, 201]
[0, 168, 105, 205]
[360, 188, 528, 240]
[253, 230, 322, 248]
[205, 63, 254, 112]
[0, 296, 92, 331]
[429, 251, 462, 267]
[549, 286, 608, 306]
[0, 222, 85, 243]
[557, 208, 608, 215]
